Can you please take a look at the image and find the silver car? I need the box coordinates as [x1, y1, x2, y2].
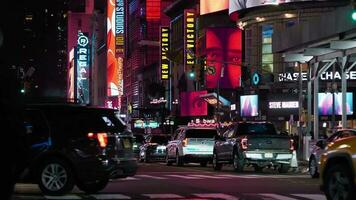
[308, 129, 356, 178]
[166, 126, 217, 167]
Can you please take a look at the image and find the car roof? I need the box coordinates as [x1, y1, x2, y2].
[26, 103, 116, 112]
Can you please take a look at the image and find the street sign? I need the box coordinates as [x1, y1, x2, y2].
[207, 66, 216, 75]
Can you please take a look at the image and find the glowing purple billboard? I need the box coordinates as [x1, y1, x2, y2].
[318, 92, 353, 115]
[240, 95, 259, 117]
[205, 28, 242, 89]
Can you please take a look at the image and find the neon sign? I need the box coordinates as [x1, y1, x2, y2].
[269, 101, 299, 109]
[184, 9, 196, 71]
[160, 27, 170, 80]
[115, 0, 124, 56]
[76, 32, 90, 104]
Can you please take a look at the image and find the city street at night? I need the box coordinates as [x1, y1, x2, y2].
[13, 162, 323, 200]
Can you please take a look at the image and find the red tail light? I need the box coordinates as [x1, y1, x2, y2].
[87, 132, 108, 148]
[241, 138, 248, 150]
[289, 139, 294, 151]
[182, 138, 188, 147]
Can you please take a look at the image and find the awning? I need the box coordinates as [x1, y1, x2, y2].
[199, 93, 231, 106]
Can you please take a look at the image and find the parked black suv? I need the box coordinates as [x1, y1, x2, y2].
[19, 103, 138, 195]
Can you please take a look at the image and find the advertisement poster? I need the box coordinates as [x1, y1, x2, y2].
[206, 28, 242, 89]
[180, 91, 208, 117]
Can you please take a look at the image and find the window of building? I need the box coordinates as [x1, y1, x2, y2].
[261, 25, 273, 73]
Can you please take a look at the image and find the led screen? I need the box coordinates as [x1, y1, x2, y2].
[107, 0, 119, 97]
[318, 92, 353, 115]
[180, 91, 208, 117]
[200, 0, 229, 15]
[206, 28, 242, 89]
[229, 0, 332, 15]
[240, 95, 258, 117]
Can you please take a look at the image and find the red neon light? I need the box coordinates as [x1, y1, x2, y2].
[146, 0, 161, 20]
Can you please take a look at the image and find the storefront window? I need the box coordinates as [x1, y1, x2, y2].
[262, 25, 273, 73]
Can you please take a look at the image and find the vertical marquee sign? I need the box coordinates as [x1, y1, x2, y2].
[76, 31, 90, 104]
[184, 9, 196, 72]
[115, 0, 124, 56]
[160, 27, 170, 80]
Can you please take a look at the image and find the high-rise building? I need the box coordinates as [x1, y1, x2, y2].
[23, 0, 68, 98]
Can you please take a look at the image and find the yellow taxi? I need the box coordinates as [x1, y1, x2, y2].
[319, 136, 356, 200]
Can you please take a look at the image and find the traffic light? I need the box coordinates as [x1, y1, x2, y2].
[188, 70, 195, 79]
[352, 0, 356, 21]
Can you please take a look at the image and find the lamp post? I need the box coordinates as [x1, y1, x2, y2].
[216, 64, 225, 127]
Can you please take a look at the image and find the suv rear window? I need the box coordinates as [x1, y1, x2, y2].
[150, 135, 169, 144]
[185, 129, 217, 138]
[237, 123, 277, 135]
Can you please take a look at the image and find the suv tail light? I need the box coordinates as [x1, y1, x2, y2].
[289, 139, 294, 151]
[182, 138, 188, 147]
[241, 138, 248, 150]
[87, 132, 108, 148]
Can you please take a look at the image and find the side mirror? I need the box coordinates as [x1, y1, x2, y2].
[316, 140, 326, 149]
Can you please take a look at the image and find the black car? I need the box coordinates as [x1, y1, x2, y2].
[18, 103, 138, 195]
[213, 121, 294, 173]
[139, 134, 170, 162]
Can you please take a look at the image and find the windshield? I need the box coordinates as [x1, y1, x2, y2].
[236, 123, 277, 135]
[150, 135, 169, 144]
[185, 129, 217, 138]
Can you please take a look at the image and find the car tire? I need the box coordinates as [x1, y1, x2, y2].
[166, 153, 172, 166]
[212, 153, 222, 171]
[309, 156, 319, 178]
[278, 164, 290, 173]
[37, 158, 74, 196]
[77, 179, 109, 194]
[144, 154, 150, 163]
[176, 151, 183, 166]
[325, 164, 355, 200]
[254, 165, 263, 173]
[200, 161, 208, 167]
[232, 152, 244, 172]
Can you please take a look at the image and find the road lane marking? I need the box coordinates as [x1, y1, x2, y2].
[45, 195, 81, 199]
[258, 194, 298, 200]
[194, 193, 239, 200]
[91, 194, 131, 199]
[292, 194, 326, 200]
[216, 174, 258, 179]
[190, 174, 231, 179]
[119, 177, 140, 181]
[142, 194, 184, 198]
[135, 175, 168, 180]
[165, 175, 203, 179]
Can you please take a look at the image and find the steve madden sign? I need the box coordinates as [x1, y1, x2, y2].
[278, 71, 356, 82]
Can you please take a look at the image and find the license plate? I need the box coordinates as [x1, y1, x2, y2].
[122, 139, 131, 149]
[265, 153, 273, 158]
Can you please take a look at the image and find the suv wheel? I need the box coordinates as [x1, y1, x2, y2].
[254, 165, 263, 173]
[309, 156, 319, 178]
[325, 164, 354, 200]
[176, 151, 183, 166]
[77, 179, 108, 194]
[232, 152, 244, 172]
[37, 158, 74, 195]
[212, 153, 222, 171]
[200, 161, 208, 167]
[278, 164, 290, 173]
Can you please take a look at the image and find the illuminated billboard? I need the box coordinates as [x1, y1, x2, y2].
[76, 32, 90, 104]
[115, 0, 124, 56]
[229, 0, 331, 16]
[184, 9, 196, 71]
[200, 0, 228, 15]
[146, 0, 161, 21]
[240, 95, 259, 117]
[206, 28, 242, 89]
[318, 92, 353, 115]
[67, 48, 75, 102]
[160, 27, 170, 80]
[180, 91, 208, 117]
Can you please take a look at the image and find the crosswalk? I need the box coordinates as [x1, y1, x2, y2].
[113, 173, 310, 181]
[13, 193, 326, 200]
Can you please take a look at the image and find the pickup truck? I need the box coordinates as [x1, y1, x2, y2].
[213, 121, 294, 173]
